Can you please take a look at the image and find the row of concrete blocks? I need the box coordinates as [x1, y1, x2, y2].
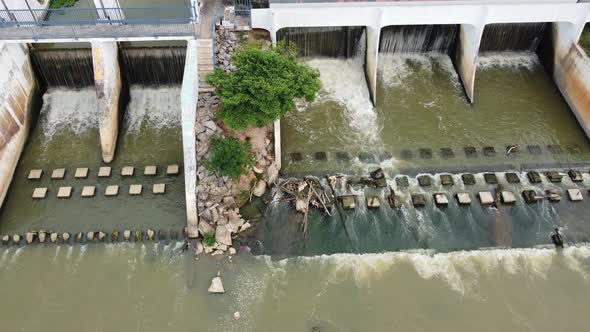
[32, 184, 166, 199]
[341, 188, 585, 210]
[0, 229, 187, 246]
[396, 170, 584, 188]
[27, 165, 180, 180]
[290, 145, 582, 163]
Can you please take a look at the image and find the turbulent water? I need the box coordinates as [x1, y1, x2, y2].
[0, 86, 185, 234]
[1, 244, 589, 331]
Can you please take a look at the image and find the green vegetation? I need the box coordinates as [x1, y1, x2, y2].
[202, 232, 216, 247]
[206, 44, 321, 129]
[50, 0, 77, 9]
[580, 25, 590, 54]
[207, 136, 254, 179]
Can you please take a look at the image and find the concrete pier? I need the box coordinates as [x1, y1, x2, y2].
[92, 42, 122, 163]
[0, 43, 38, 208]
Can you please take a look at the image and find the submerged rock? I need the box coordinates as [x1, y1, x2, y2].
[527, 171, 542, 184]
[208, 276, 225, 294]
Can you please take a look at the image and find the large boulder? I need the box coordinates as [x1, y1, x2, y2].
[252, 180, 267, 197]
[215, 225, 232, 246]
[208, 276, 225, 293]
[265, 163, 279, 184]
[198, 221, 215, 236]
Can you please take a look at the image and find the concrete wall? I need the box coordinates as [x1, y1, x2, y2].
[181, 40, 199, 238]
[92, 41, 121, 163]
[252, 1, 590, 103]
[552, 22, 590, 139]
[0, 42, 37, 207]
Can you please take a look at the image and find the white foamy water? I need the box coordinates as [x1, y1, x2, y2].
[378, 53, 461, 90]
[306, 57, 381, 145]
[40, 88, 98, 137]
[477, 52, 539, 70]
[124, 86, 182, 133]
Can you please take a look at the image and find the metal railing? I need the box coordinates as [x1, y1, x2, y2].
[0, 6, 198, 40]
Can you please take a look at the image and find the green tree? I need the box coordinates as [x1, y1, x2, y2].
[207, 44, 321, 129]
[207, 136, 254, 179]
[50, 0, 77, 9]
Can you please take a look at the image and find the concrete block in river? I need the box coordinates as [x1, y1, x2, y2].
[440, 148, 454, 159]
[456, 192, 471, 205]
[121, 166, 134, 177]
[440, 174, 454, 186]
[400, 150, 414, 160]
[527, 171, 542, 184]
[366, 196, 380, 209]
[464, 146, 477, 158]
[341, 196, 356, 210]
[123, 230, 131, 241]
[417, 175, 432, 187]
[433, 193, 449, 207]
[144, 166, 157, 176]
[38, 231, 46, 243]
[545, 171, 563, 183]
[527, 145, 542, 155]
[505, 173, 520, 184]
[314, 152, 327, 161]
[57, 187, 72, 198]
[12, 234, 21, 245]
[461, 174, 476, 185]
[129, 184, 142, 196]
[418, 148, 432, 159]
[51, 168, 66, 179]
[484, 173, 497, 184]
[412, 194, 426, 208]
[105, 185, 119, 196]
[74, 168, 89, 179]
[28, 169, 42, 180]
[478, 192, 494, 205]
[166, 164, 180, 175]
[567, 189, 583, 202]
[98, 166, 112, 177]
[81, 186, 96, 197]
[547, 190, 561, 202]
[395, 176, 409, 188]
[567, 170, 583, 182]
[483, 146, 496, 157]
[335, 152, 351, 161]
[75, 232, 83, 242]
[32, 187, 48, 199]
[501, 191, 516, 204]
[87, 232, 95, 241]
[61, 232, 70, 243]
[522, 190, 541, 204]
[547, 145, 563, 154]
[153, 184, 166, 194]
[50, 233, 58, 243]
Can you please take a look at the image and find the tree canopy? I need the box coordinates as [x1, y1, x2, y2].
[206, 44, 321, 129]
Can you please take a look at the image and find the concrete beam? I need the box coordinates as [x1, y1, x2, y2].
[0, 43, 38, 207]
[454, 23, 485, 103]
[181, 40, 199, 238]
[92, 41, 122, 163]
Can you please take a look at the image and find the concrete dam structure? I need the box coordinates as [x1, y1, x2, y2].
[3, 0, 590, 238]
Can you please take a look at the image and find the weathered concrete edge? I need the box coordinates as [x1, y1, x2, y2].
[182, 40, 200, 238]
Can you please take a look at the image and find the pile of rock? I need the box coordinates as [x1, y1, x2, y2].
[214, 27, 238, 72]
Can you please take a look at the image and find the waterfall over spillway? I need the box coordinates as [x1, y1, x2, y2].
[277, 26, 365, 58]
[379, 25, 459, 54]
[30, 49, 95, 88]
[120, 47, 187, 85]
[479, 23, 548, 53]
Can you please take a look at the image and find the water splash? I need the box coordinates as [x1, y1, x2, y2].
[124, 86, 182, 133]
[39, 88, 98, 138]
[477, 52, 539, 70]
[378, 53, 461, 90]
